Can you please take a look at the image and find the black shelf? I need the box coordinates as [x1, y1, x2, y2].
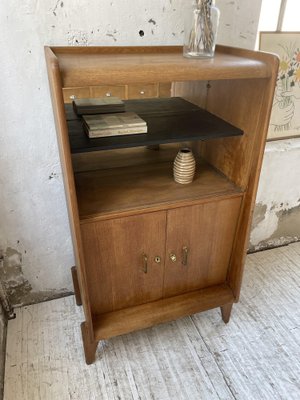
[66, 97, 243, 153]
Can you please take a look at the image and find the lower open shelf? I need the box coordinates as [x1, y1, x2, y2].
[92, 283, 234, 340]
[75, 158, 243, 221]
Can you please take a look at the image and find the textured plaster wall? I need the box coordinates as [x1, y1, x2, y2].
[250, 139, 300, 252]
[0, 0, 262, 306]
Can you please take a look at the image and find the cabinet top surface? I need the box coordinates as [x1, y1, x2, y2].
[47, 45, 277, 87]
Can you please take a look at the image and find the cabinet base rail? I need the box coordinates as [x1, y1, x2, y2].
[81, 283, 234, 364]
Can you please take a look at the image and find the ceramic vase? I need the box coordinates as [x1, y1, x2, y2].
[173, 148, 196, 184]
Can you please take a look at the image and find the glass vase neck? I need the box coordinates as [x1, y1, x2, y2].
[193, 0, 213, 7]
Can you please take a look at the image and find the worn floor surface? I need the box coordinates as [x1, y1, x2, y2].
[4, 243, 300, 400]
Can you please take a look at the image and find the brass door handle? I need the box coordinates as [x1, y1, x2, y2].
[169, 253, 177, 262]
[182, 246, 189, 266]
[142, 253, 148, 273]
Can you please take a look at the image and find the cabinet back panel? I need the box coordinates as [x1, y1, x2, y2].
[163, 196, 242, 297]
[199, 78, 268, 189]
[71, 143, 186, 173]
[81, 211, 166, 314]
[173, 81, 208, 109]
[174, 78, 268, 190]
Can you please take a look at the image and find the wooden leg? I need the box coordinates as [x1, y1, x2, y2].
[81, 322, 98, 365]
[71, 266, 82, 306]
[221, 303, 233, 324]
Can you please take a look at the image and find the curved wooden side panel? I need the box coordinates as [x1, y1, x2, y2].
[202, 50, 279, 300]
[227, 58, 279, 300]
[174, 47, 279, 301]
[44, 47, 94, 340]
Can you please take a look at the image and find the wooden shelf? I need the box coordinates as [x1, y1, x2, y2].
[51, 46, 273, 87]
[67, 97, 243, 153]
[92, 283, 234, 340]
[75, 159, 243, 222]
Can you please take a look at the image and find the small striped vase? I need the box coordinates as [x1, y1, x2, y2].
[173, 148, 196, 184]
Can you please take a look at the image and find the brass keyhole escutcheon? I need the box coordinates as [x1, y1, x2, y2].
[170, 253, 177, 262]
[154, 256, 161, 264]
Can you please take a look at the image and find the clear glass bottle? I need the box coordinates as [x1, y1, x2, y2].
[183, 0, 220, 59]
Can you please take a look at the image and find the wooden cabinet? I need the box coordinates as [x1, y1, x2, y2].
[81, 196, 241, 314]
[81, 212, 166, 314]
[164, 197, 242, 297]
[45, 45, 278, 364]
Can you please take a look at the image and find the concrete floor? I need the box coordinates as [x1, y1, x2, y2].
[4, 243, 300, 400]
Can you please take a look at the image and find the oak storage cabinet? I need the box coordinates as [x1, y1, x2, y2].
[45, 46, 278, 364]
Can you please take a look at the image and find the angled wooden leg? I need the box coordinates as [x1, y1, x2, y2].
[71, 266, 82, 306]
[221, 303, 233, 324]
[81, 322, 98, 365]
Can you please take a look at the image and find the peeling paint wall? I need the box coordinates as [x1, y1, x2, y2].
[0, 247, 71, 306]
[250, 139, 300, 252]
[0, 0, 262, 306]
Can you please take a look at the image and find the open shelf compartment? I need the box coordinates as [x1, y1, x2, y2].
[75, 157, 243, 222]
[66, 97, 244, 153]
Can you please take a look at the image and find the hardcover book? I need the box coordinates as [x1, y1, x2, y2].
[73, 97, 125, 115]
[83, 112, 147, 138]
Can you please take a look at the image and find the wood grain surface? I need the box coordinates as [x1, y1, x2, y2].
[93, 284, 234, 340]
[44, 47, 94, 341]
[51, 45, 273, 87]
[81, 212, 166, 314]
[163, 197, 242, 297]
[75, 160, 242, 221]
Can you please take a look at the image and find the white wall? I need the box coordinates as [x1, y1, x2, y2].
[0, 0, 262, 305]
[250, 139, 300, 251]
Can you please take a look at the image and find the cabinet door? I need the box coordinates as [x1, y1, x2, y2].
[163, 197, 242, 298]
[81, 212, 166, 315]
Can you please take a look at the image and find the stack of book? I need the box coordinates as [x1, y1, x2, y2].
[73, 97, 125, 115]
[83, 112, 147, 138]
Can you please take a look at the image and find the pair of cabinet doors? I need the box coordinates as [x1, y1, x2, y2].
[81, 196, 242, 316]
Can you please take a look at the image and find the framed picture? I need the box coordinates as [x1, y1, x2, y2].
[260, 32, 300, 140]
